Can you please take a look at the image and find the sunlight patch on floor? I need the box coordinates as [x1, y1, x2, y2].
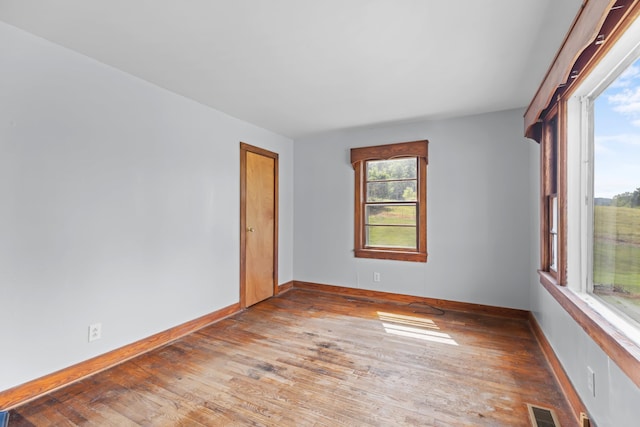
[377, 311, 458, 346]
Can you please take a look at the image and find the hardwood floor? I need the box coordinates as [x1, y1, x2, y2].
[8, 289, 574, 426]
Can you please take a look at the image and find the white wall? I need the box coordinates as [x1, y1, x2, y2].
[294, 109, 532, 310]
[527, 141, 640, 427]
[0, 22, 294, 391]
[6, 18, 636, 427]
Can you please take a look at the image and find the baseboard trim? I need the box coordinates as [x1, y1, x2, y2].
[2, 282, 585, 421]
[528, 312, 587, 424]
[292, 280, 529, 319]
[277, 280, 294, 294]
[0, 302, 241, 410]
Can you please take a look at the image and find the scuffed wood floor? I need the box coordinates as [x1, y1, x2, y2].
[8, 289, 574, 426]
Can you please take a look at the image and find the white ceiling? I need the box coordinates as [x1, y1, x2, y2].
[0, 0, 583, 139]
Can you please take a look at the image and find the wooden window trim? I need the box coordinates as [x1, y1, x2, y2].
[530, 1, 640, 389]
[525, 0, 634, 139]
[351, 140, 428, 263]
[539, 270, 640, 388]
[539, 105, 567, 285]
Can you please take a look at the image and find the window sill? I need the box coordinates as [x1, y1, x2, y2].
[538, 271, 640, 388]
[355, 249, 427, 262]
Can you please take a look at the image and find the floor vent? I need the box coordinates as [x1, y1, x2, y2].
[527, 403, 561, 427]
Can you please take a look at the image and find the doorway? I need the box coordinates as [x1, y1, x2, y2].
[240, 142, 278, 307]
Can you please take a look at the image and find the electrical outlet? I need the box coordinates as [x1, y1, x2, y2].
[373, 272, 381, 282]
[587, 366, 595, 396]
[89, 323, 102, 342]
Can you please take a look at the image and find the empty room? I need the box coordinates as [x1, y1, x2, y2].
[1, 1, 639, 426]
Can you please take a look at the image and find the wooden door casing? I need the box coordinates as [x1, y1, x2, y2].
[240, 143, 278, 308]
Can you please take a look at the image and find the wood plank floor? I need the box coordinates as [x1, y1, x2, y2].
[8, 289, 574, 426]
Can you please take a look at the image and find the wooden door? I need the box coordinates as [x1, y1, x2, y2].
[240, 143, 278, 307]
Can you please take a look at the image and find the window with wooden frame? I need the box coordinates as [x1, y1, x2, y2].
[525, 0, 640, 390]
[351, 140, 428, 262]
[540, 106, 565, 284]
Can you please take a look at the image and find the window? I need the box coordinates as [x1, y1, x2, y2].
[351, 140, 428, 262]
[580, 53, 640, 334]
[540, 107, 563, 282]
[528, 1, 640, 388]
[591, 58, 640, 328]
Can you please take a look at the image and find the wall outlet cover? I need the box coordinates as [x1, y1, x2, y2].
[89, 323, 102, 342]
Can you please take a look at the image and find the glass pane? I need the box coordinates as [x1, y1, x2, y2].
[549, 195, 558, 271]
[592, 57, 640, 324]
[366, 225, 416, 249]
[366, 204, 416, 226]
[367, 158, 417, 181]
[550, 196, 557, 234]
[550, 233, 557, 272]
[367, 181, 417, 202]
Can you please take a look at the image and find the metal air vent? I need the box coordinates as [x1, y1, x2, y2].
[527, 403, 561, 427]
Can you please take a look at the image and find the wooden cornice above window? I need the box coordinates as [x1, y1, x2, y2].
[524, 0, 639, 142]
[350, 140, 428, 167]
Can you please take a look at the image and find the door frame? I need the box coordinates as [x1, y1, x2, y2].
[239, 142, 279, 309]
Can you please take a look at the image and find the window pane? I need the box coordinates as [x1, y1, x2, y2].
[366, 225, 416, 249]
[367, 158, 417, 181]
[366, 204, 416, 225]
[367, 181, 417, 202]
[592, 58, 640, 324]
[550, 195, 558, 271]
